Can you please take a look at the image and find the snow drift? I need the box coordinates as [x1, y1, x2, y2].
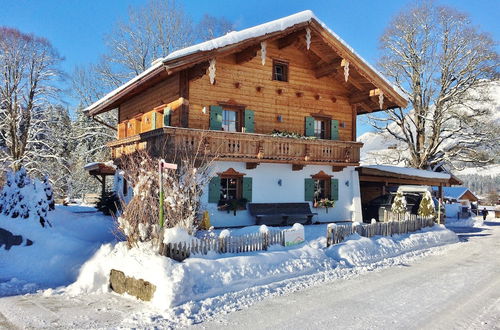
[66, 224, 458, 309]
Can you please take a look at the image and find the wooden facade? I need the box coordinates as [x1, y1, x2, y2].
[86, 13, 407, 168]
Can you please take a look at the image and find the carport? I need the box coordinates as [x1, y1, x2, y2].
[356, 165, 462, 204]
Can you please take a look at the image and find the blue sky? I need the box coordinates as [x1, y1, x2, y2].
[1, 0, 498, 135]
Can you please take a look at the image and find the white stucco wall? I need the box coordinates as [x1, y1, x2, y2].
[201, 161, 363, 228]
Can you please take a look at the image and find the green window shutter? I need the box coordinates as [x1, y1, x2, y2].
[331, 119, 339, 140]
[305, 116, 315, 137]
[151, 112, 157, 129]
[209, 105, 223, 130]
[304, 178, 315, 201]
[208, 177, 221, 203]
[243, 109, 255, 133]
[331, 178, 339, 200]
[163, 107, 171, 127]
[242, 177, 253, 202]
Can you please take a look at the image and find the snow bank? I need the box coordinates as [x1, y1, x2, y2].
[0, 205, 115, 296]
[445, 215, 484, 228]
[67, 224, 458, 309]
[326, 225, 458, 266]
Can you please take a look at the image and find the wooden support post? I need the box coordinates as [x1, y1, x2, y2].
[101, 175, 106, 200]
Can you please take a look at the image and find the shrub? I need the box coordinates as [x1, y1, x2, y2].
[0, 168, 55, 227]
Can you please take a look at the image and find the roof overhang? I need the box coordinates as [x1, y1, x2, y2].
[84, 162, 116, 176]
[84, 10, 408, 117]
[356, 165, 454, 186]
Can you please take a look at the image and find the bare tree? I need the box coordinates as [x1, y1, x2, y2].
[197, 14, 235, 41]
[117, 137, 214, 249]
[371, 1, 499, 169]
[0, 27, 63, 171]
[103, 0, 195, 81]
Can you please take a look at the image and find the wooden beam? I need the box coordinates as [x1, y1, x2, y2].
[246, 162, 259, 170]
[91, 116, 117, 131]
[332, 166, 345, 172]
[292, 164, 305, 171]
[277, 30, 304, 49]
[351, 105, 357, 141]
[350, 92, 381, 104]
[235, 45, 260, 64]
[179, 70, 189, 128]
[315, 59, 341, 79]
[359, 175, 448, 186]
[187, 61, 209, 81]
[369, 88, 382, 97]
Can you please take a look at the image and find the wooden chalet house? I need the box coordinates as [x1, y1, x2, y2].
[85, 11, 407, 227]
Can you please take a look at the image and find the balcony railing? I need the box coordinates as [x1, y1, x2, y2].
[108, 127, 362, 166]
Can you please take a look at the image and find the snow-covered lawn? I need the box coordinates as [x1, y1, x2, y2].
[0, 205, 116, 296]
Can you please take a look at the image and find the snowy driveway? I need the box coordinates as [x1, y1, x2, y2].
[0, 221, 499, 329]
[194, 220, 500, 329]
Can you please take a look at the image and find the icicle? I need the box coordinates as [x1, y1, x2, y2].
[379, 92, 384, 109]
[260, 41, 267, 65]
[306, 27, 311, 50]
[343, 60, 349, 82]
[208, 58, 216, 85]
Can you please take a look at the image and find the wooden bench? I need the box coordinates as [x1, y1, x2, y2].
[248, 203, 318, 226]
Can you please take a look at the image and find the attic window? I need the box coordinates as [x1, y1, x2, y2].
[273, 60, 288, 82]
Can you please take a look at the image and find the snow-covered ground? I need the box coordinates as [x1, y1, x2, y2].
[0, 202, 473, 328]
[0, 205, 116, 296]
[194, 214, 500, 330]
[1, 218, 498, 328]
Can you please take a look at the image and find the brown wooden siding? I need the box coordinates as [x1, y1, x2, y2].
[119, 73, 180, 123]
[188, 41, 354, 140]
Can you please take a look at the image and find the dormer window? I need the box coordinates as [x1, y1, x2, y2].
[273, 60, 288, 82]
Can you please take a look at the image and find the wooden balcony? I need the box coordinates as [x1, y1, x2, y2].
[108, 127, 362, 167]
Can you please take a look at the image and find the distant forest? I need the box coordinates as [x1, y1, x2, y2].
[458, 174, 500, 196]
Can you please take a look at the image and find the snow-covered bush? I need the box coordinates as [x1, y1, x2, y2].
[391, 191, 407, 215]
[0, 168, 55, 227]
[418, 191, 436, 217]
[117, 141, 213, 249]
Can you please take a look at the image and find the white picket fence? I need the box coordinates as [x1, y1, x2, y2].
[160, 230, 285, 261]
[326, 216, 435, 247]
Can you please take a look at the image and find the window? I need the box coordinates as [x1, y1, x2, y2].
[314, 179, 331, 201]
[314, 119, 327, 139]
[311, 170, 333, 202]
[273, 60, 288, 82]
[209, 168, 252, 211]
[222, 109, 239, 132]
[220, 177, 242, 201]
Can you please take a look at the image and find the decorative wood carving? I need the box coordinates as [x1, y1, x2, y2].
[208, 58, 216, 84]
[311, 170, 332, 179]
[217, 168, 246, 177]
[260, 41, 267, 65]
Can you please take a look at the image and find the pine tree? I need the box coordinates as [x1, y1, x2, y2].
[0, 168, 55, 227]
[391, 191, 407, 216]
[418, 191, 436, 217]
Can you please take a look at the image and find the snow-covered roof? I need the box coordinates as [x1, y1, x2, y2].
[436, 186, 479, 201]
[361, 165, 451, 180]
[85, 10, 407, 115]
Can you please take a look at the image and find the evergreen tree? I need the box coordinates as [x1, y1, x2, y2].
[418, 191, 436, 217]
[391, 191, 407, 216]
